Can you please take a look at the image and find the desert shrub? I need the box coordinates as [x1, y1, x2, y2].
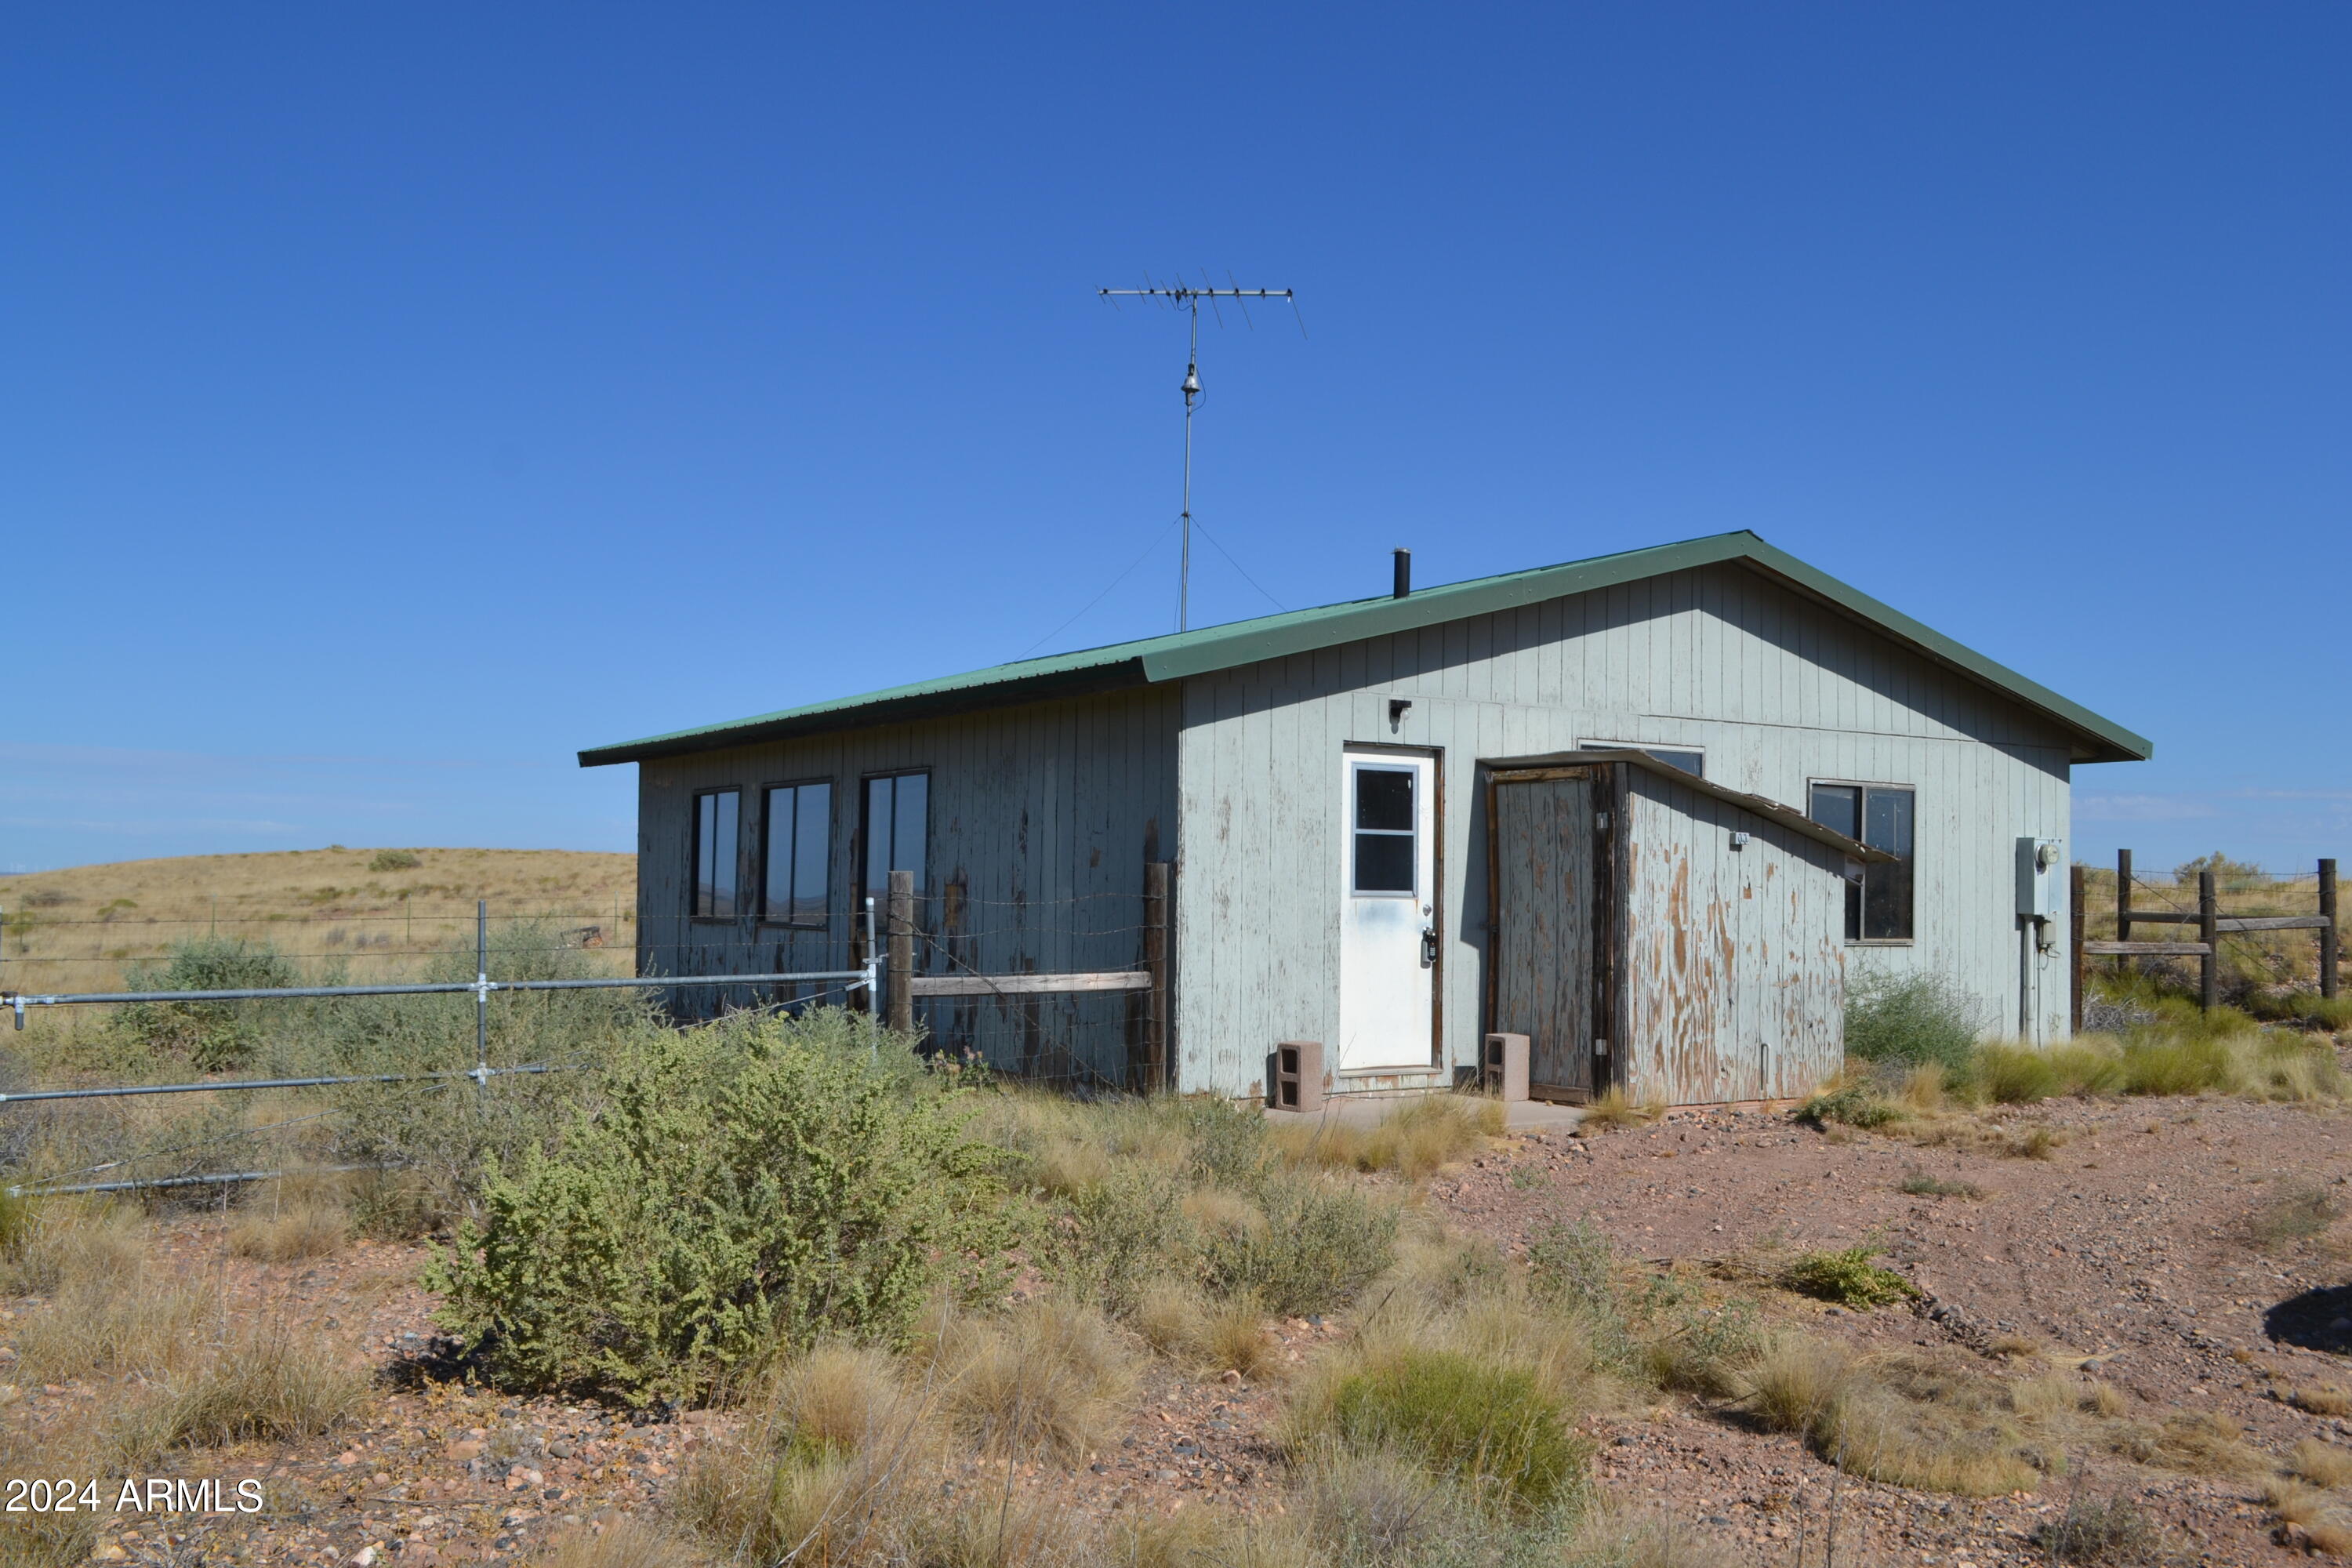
[1967, 1044, 2060, 1104]
[429, 1015, 1013, 1402]
[2268, 1478, 2352, 1555]
[368, 849, 423, 872]
[1845, 973, 1980, 1073]
[118, 937, 300, 1068]
[2175, 851, 2267, 891]
[1780, 1247, 1919, 1309]
[1797, 1080, 1900, 1129]
[1298, 1449, 1475, 1566]
[1200, 1170, 1399, 1316]
[2288, 1385, 2352, 1417]
[1314, 1348, 1584, 1512]
[1898, 1172, 1983, 1199]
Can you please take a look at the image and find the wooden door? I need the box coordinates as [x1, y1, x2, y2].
[1491, 771, 1602, 1100]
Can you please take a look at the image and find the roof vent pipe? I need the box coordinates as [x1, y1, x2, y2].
[1393, 547, 1411, 599]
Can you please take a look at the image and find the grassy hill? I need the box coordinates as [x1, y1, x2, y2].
[0, 846, 635, 995]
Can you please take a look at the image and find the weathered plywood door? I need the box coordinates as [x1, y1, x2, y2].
[1337, 750, 1439, 1071]
[1492, 772, 1602, 1100]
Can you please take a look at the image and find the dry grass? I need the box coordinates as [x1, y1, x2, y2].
[2292, 1438, 2352, 1489]
[1735, 1336, 2124, 1497]
[2268, 1478, 2352, 1555]
[933, 1298, 1138, 1461]
[2, 845, 633, 995]
[116, 1317, 367, 1459]
[1272, 1094, 1505, 1179]
[13, 1269, 213, 1385]
[1577, 1087, 1664, 1132]
[529, 1520, 708, 1568]
[228, 1178, 351, 1264]
[2114, 1410, 2275, 1479]
[677, 1345, 943, 1566]
[1561, 1508, 1740, 1568]
[2291, 1385, 2352, 1418]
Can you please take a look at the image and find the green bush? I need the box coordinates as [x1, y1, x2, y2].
[118, 938, 301, 1069]
[1844, 973, 1980, 1073]
[1797, 1083, 1900, 1129]
[1780, 1247, 1920, 1309]
[1324, 1348, 1585, 1512]
[428, 1014, 1014, 1403]
[368, 849, 422, 872]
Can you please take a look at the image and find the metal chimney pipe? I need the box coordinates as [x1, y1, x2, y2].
[1392, 547, 1411, 599]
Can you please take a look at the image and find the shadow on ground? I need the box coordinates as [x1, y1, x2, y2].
[2267, 1286, 2352, 1354]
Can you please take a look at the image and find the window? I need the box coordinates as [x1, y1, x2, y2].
[1351, 763, 1417, 895]
[762, 782, 833, 926]
[863, 772, 929, 906]
[692, 789, 741, 920]
[1581, 741, 1704, 778]
[1809, 782, 1915, 941]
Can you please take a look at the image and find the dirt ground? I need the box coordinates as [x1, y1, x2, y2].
[8, 1081, 2351, 1566]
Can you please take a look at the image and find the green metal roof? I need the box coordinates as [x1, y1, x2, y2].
[579, 531, 2152, 767]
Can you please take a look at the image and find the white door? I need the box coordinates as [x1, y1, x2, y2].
[1338, 750, 1438, 1072]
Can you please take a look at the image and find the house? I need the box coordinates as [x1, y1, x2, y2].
[578, 532, 2149, 1105]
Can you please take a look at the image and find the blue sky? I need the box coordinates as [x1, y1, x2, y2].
[4, 4, 2346, 875]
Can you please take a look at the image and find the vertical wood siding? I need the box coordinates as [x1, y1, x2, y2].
[1174, 561, 2075, 1098]
[635, 687, 1178, 1084]
[1620, 769, 1847, 1105]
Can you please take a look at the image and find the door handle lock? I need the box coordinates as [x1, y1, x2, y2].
[1421, 925, 1439, 967]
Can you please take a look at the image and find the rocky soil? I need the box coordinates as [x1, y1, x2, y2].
[6, 1083, 2350, 1566]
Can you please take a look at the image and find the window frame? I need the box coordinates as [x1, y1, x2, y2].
[1579, 740, 1705, 778]
[759, 778, 835, 930]
[1807, 778, 1917, 946]
[858, 768, 933, 913]
[1348, 759, 1421, 899]
[689, 786, 743, 923]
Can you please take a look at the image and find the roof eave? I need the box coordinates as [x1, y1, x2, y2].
[576, 658, 1152, 767]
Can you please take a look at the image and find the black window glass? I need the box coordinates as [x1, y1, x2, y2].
[1352, 765, 1417, 894]
[1809, 783, 1913, 942]
[763, 782, 832, 925]
[865, 773, 930, 903]
[1354, 833, 1416, 893]
[1356, 768, 1414, 831]
[694, 789, 739, 920]
[1809, 784, 1859, 841]
[1862, 788, 1915, 940]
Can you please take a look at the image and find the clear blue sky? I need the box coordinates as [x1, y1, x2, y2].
[5, 5, 2346, 876]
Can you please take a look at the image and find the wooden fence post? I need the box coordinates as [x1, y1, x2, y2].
[2069, 864, 2085, 1036]
[2115, 848, 2132, 978]
[886, 869, 914, 1034]
[2199, 869, 2219, 1013]
[1143, 861, 1169, 1094]
[2322, 858, 2339, 1002]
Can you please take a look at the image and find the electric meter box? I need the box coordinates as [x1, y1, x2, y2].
[2016, 837, 2064, 921]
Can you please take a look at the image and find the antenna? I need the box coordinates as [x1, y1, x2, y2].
[1098, 278, 1301, 632]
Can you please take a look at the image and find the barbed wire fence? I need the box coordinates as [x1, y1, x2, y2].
[2074, 851, 2340, 1021]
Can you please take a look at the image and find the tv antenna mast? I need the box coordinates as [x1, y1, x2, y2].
[1098, 276, 1301, 632]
